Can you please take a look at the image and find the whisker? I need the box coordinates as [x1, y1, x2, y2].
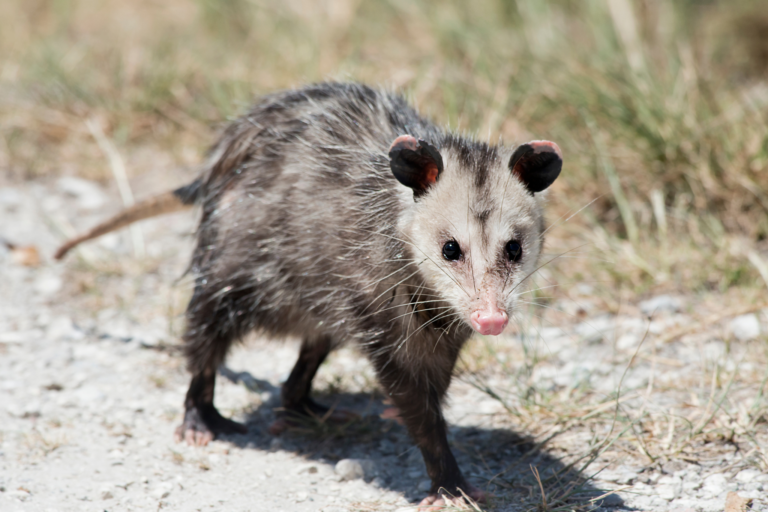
[541, 195, 604, 237]
[358, 297, 449, 320]
[360, 266, 426, 314]
[506, 243, 591, 298]
[395, 310, 459, 353]
[389, 306, 454, 323]
[467, 185, 477, 294]
[367, 230, 472, 298]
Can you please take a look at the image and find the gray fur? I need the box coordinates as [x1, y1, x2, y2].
[88, 82, 560, 500]
[185, 82, 550, 366]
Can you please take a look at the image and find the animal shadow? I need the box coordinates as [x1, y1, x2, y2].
[218, 367, 627, 511]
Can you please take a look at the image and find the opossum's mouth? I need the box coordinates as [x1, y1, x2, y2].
[469, 308, 509, 336]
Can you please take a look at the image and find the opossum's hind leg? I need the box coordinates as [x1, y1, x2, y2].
[175, 282, 249, 446]
[174, 369, 247, 446]
[270, 336, 358, 435]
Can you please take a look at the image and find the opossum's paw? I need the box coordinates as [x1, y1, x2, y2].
[174, 405, 247, 446]
[269, 401, 360, 435]
[380, 406, 405, 425]
[417, 485, 486, 511]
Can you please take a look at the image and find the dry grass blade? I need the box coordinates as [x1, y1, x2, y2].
[85, 118, 145, 259]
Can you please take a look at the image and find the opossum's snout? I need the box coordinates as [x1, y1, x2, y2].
[469, 285, 510, 335]
[470, 308, 508, 336]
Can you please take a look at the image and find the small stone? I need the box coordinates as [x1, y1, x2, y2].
[101, 490, 114, 500]
[0, 330, 42, 344]
[294, 491, 308, 502]
[8, 489, 31, 501]
[75, 386, 106, 406]
[616, 333, 640, 350]
[335, 459, 375, 481]
[149, 482, 173, 500]
[670, 498, 708, 510]
[657, 484, 678, 500]
[575, 315, 615, 344]
[597, 466, 639, 485]
[0, 187, 22, 209]
[735, 469, 761, 484]
[662, 459, 687, 474]
[371, 477, 386, 488]
[107, 449, 124, 459]
[46, 316, 83, 341]
[639, 295, 682, 315]
[728, 314, 761, 341]
[34, 274, 63, 297]
[701, 473, 728, 496]
[682, 475, 703, 492]
[293, 463, 319, 475]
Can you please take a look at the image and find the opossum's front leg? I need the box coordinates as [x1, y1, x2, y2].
[270, 336, 358, 435]
[174, 368, 248, 446]
[371, 350, 485, 508]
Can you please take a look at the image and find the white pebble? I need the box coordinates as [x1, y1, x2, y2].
[639, 295, 682, 315]
[735, 468, 761, 483]
[334, 459, 376, 481]
[728, 314, 761, 341]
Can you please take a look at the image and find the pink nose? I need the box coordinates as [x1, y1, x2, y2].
[470, 310, 509, 336]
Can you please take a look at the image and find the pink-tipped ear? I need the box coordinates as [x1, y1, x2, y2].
[388, 135, 443, 199]
[509, 140, 562, 194]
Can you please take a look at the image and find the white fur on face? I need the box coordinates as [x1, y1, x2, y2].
[400, 148, 547, 333]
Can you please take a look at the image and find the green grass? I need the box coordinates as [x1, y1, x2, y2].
[1, 0, 766, 297]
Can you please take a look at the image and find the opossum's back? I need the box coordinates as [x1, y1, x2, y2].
[190, 83, 433, 334]
[202, 83, 439, 187]
[199, 82, 441, 255]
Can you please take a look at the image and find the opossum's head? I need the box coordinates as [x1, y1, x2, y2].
[390, 135, 562, 336]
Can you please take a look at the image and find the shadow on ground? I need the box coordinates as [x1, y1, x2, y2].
[217, 368, 627, 511]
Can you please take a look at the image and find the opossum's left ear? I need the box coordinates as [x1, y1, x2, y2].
[389, 135, 444, 199]
[509, 140, 562, 194]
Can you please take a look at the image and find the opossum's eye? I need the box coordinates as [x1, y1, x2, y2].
[442, 240, 462, 261]
[506, 240, 522, 262]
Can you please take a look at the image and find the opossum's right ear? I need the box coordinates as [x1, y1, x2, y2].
[389, 135, 444, 199]
[509, 140, 563, 194]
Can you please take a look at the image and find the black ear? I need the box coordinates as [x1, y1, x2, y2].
[389, 135, 444, 199]
[509, 140, 562, 194]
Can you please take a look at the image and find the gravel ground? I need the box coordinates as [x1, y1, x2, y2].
[1, 177, 767, 511]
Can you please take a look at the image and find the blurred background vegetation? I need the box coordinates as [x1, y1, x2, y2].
[1, 0, 767, 301]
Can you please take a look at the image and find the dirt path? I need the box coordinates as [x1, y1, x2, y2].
[1, 177, 766, 511]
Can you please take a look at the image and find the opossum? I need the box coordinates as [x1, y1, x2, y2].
[55, 82, 562, 507]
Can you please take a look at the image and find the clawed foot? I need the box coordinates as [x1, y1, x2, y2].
[418, 485, 487, 511]
[269, 399, 359, 435]
[174, 404, 247, 446]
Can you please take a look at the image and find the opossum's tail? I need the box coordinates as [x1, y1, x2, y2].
[54, 179, 202, 260]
